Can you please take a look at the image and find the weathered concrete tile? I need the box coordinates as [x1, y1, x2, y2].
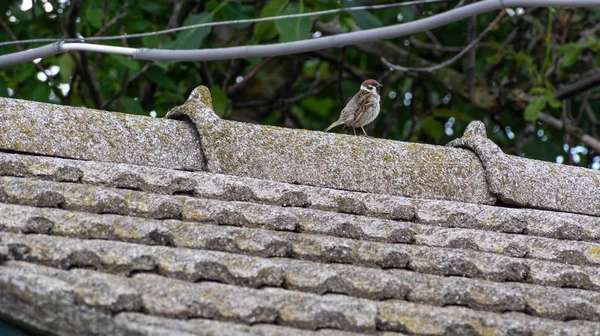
[114, 312, 357, 336]
[0, 261, 119, 335]
[3, 232, 600, 322]
[0, 152, 417, 220]
[414, 199, 600, 243]
[4, 153, 600, 249]
[3, 203, 600, 292]
[0, 97, 204, 171]
[377, 301, 600, 335]
[5, 180, 600, 270]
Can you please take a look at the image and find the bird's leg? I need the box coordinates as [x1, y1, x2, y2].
[361, 127, 370, 137]
[352, 128, 357, 136]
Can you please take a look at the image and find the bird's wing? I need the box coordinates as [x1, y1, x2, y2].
[353, 91, 373, 123]
[338, 91, 364, 122]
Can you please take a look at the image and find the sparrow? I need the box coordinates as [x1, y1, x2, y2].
[324, 79, 382, 136]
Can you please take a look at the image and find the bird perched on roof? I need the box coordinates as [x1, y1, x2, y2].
[324, 79, 382, 136]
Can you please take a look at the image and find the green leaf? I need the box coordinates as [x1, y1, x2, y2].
[422, 117, 444, 143]
[146, 67, 178, 91]
[253, 0, 289, 43]
[343, 0, 382, 29]
[485, 53, 504, 65]
[339, 14, 356, 31]
[87, 8, 104, 30]
[110, 55, 140, 72]
[399, 7, 415, 22]
[168, 13, 212, 50]
[524, 96, 546, 121]
[120, 97, 146, 115]
[58, 54, 76, 82]
[128, 20, 151, 32]
[514, 52, 532, 68]
[350, 10, 383, 29]
[529, 87, 547, 95]
[561, 48, 581, 68]
[300, 96, 334, 117]
[570, 38, 600, 50]
[274, 3, 312, 43]
[0, 78, 8, 97]
[545, 91, 562, 109]
[221, 2, 255, 29]
[487, 41, 504, 50]
[9, 65, 35, 86]
[140, 3, 165, 14]
[31, 83, 51, 102]
[142, 35, 164, 49]
[210, 86, 228, 117]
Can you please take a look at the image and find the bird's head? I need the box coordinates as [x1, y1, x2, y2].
[360, 79, 382, 95]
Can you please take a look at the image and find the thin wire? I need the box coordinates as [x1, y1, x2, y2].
[0, 0, 455, 47]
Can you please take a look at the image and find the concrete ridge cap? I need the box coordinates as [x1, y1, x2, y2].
[166, 86, 495, 205]
[448, 121, 600, 216]
[0, 96, 204, 171]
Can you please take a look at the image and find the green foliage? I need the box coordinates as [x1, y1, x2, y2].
[146, 67, 177, 90]
[210, 86, 228, 117]
[343, 0, 383, 29]
[120, 96, 145, 115]
[58, 54, 76, 81]
[253, 0, 289, 43]
[220, 2, 255, 29]
[422, 117, 444, 142]
[274, 2, 311, 43]
[167, 13, 212, 50]
[524, 96, 546, 121]
[558, 38, 600, 69]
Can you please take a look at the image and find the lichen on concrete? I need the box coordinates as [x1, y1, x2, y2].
[448, 121, 600, 216]
[167, 86, 495, 205]
[0, 97, 204, 171]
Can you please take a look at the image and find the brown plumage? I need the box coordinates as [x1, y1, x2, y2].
[324, 79, 382, 136]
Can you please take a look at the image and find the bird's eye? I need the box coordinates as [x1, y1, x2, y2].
[368, 85, 374, 90]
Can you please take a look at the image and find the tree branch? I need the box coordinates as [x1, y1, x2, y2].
[408, 37, 465, 53]
[538, 112, 600, 153]
[92, 4, 128, 38]
[554, 68, 600, 100]
[227, 56, 275, 95]
[102, 62, 151, 110]
[381, 10, 505, 73]
[309, 50, 373, 80]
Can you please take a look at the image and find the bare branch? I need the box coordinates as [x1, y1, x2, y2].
[554, 69, 600, 100]
[408, 37, 465, 53]
[227, 57, 275, 95]
[381, 10, 505, 73]
[538, 112, 600, 153]
[92, 4, 128, 38]
[102, 62, 151, 110]
[310, 50, 372, 80]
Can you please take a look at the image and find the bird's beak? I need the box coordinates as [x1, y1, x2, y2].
[376, 83, 382, 87]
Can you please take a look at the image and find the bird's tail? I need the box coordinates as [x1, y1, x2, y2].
[323, 120, 342, 132]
